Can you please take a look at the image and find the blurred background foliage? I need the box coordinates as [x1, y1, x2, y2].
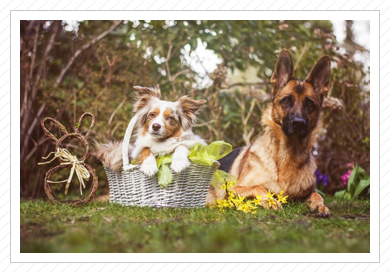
[20, 20, 370, 198]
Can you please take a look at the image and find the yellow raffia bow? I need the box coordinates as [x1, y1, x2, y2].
[38, 148, 89, 195]
[132, 141, 237, 189]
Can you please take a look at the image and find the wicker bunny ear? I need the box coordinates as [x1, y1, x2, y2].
[75, 112, 96, 138]
[41, 117, 69, 142]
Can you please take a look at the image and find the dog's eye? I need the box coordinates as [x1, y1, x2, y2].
[307, 101, 312, 106]
[167, 117, 174, 121]
[283, 98, 290, 103]
[149, 113, 155, 118]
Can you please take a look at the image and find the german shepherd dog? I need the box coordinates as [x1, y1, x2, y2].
[206, 49, 331, 217]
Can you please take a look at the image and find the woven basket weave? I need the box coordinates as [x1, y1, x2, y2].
[104, 114, 220, 208]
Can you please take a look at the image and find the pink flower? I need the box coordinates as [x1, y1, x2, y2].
[340, 169, 352, 188]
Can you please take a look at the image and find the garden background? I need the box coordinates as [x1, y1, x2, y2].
[20, 20, 370, 199]
[19, 20, 370, 253]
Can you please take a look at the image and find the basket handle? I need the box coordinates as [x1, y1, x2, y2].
[122, 114, 139, 170]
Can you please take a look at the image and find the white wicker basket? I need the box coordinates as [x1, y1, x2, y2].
[104, 114, 220, 208]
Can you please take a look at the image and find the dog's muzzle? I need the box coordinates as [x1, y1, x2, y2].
[282, 116, 309, 137]
[152, 123, 161, 131]
[150, 122, 166, 137]
[291, 117, 306, 131]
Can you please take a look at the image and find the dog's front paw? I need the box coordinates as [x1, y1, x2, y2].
[310, 205, 330, 217]
[170, 157, 190, 173]
[140, 158, 158, 177]
[317, 205, 330, 217]
[309, 202, 330, 217]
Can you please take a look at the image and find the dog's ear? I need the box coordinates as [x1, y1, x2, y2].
[133, 86, 161, 112]
[305, 56, 331, 94]
[271, 49, 295, 98]
[133, 86, 161, 125]
[177, 96, 207, 129]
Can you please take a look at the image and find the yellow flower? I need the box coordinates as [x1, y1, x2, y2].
[265, 190, 275, 199]
[237, 202, 258, 213]
[213, 198, 225, 210]
[237, 204, 250, 213]
[227, 200, 235, 209]
[233, 195, 245, 205]
[210, 188, 281, 213]
[267, 197, 276, 208]
[226, 181, 234, 189]
[253, 194, 262, 206]
[228, 190, 236, 197]
[277, 191, 288, 204]
[224, 200, 231, 208]
[221, 181, 235, 191]
[246, 204, 256, 212]
[264, 190, 277, 207]
[253, 199, 262, 206]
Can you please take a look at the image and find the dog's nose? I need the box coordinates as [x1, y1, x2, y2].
[152, 123, 161, 131]
[291, 118, 306, 130]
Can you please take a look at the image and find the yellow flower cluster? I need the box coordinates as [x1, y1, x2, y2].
[209, 181, 289, 214]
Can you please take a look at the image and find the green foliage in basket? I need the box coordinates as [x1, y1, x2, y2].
[132, 141, 238, 188]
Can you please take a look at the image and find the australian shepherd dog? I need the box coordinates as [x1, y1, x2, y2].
[96, 86, 207, 176]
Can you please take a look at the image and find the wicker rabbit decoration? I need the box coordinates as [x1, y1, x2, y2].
[39, 112, 98, 206]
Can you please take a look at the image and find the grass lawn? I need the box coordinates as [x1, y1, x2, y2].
[20, 197, 370, 253]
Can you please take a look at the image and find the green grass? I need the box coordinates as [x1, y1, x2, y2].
[20, 197, 370, 253]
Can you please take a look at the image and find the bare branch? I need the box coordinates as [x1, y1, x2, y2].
[21, 102, 46, 164]
[20, 21, 61, 161]
[164, 44, 177, 92]
[55, 20, 124, 87]
[172, 69, 189, 81]
[32, 20, 60, 100]
[107, 97, 127, 139]
[193, 119, 215, 127]
[109, 97, 127, 126]
[294, 42, 312, 70]
[243, 100, 256, 125]
[29, 23, 40, 80]
[244, 127, 255, 145]
[111, 122, 122, 138]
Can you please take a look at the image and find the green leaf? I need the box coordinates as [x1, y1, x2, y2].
[353, 178, 370, 198]
[316, 188, 325, 197]
[347, 165, 359, 195]
[357, 165, 368, 180]
[344, 192, 352, 200]
[205, 35, 216, 43]
[334, 190, 346, 199]
[235, 61, 244, 71]
[334, 189, 351, 200]
[190, 38, 198, 51]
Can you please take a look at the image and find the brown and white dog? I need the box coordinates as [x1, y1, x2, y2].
[96, 86, 207, 176]
[206, 50, 331, 217]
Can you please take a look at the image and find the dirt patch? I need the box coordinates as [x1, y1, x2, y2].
[343, 214, 370, 220]
[20, 224, 63, 242]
